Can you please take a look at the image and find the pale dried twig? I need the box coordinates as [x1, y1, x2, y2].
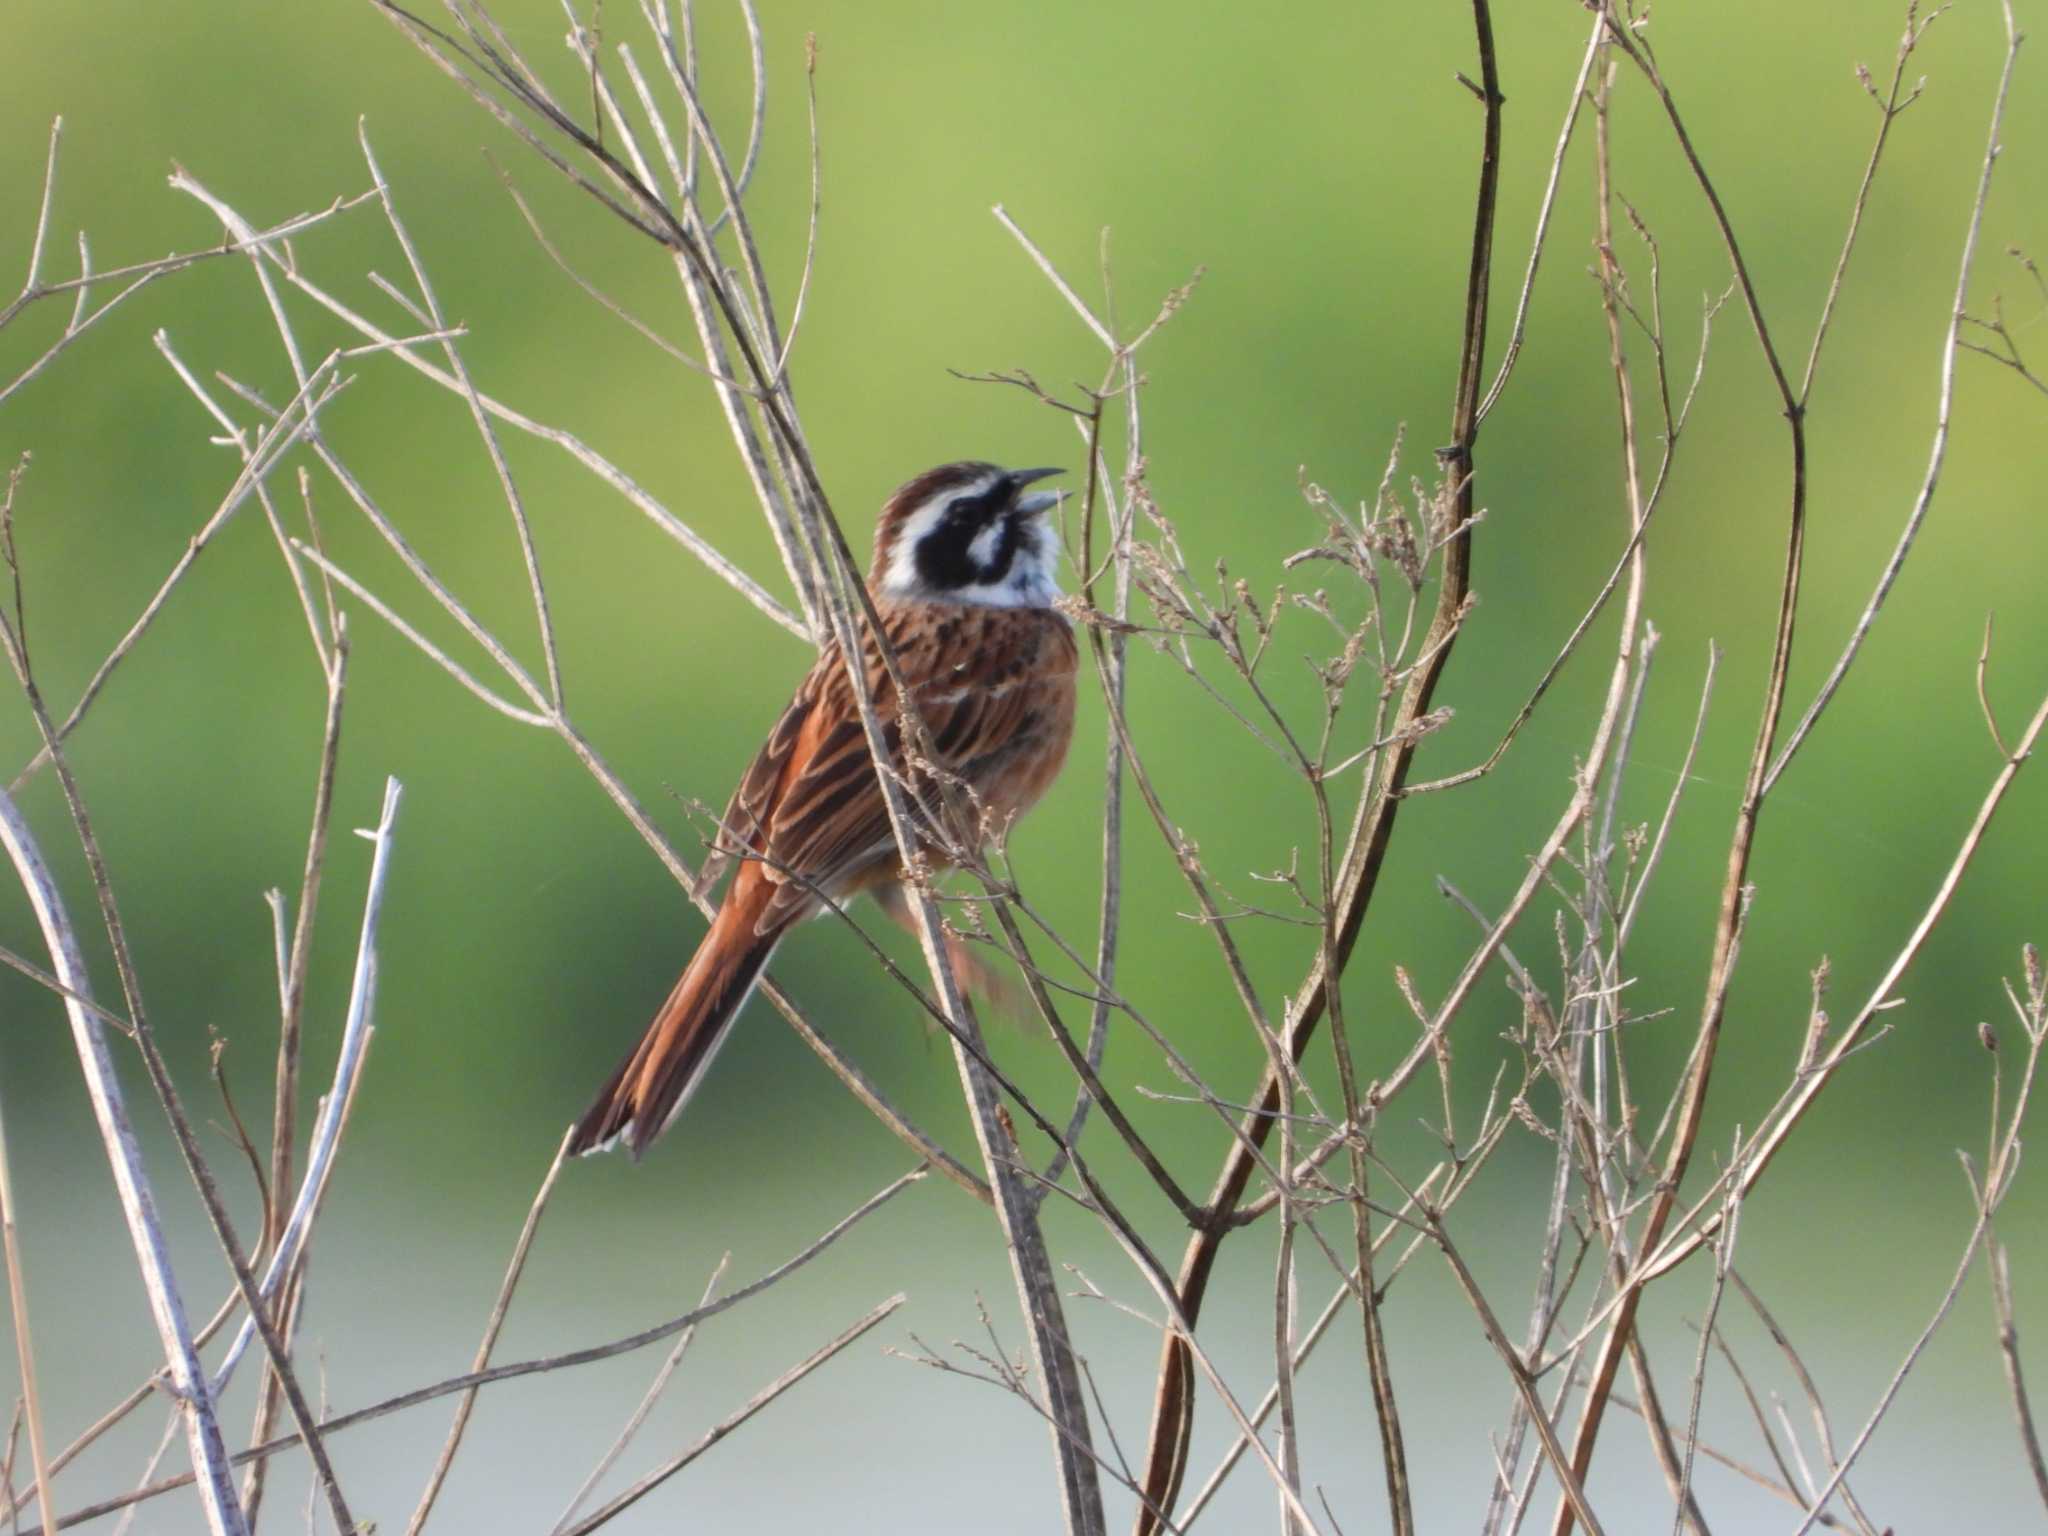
[0, 784, 249, 1535]
[51, 1166, 929, 1531]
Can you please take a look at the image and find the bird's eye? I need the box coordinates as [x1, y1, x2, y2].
[941, 484, 1005, 527]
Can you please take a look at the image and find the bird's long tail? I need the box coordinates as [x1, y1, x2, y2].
[568, 881, 783, 1159]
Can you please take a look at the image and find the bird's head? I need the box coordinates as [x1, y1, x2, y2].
[871, 461, 1065, 608]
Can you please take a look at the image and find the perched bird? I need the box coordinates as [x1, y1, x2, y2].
[569, 462, 1078, 1157]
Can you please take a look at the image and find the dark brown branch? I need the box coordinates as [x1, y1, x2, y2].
[1131, 4, 1502, 1526]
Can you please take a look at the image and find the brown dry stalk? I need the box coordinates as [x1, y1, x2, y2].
[1132, 2, 1503, 1526]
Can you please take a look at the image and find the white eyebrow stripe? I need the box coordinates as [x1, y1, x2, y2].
[878, 471, 1003, 597]
[880, 499, 946, 595]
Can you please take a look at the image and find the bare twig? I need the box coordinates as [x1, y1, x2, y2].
[1551, 7, 1829, 1516]
[550, 1255, 732, 1534]
[1134, 7, 1504, 1521]
[359, 122, 566, 708]
[1785, 1179, 1998, 1536]
[405, 1134, 570, 1534]
[1477, 11, 1604, 421]
[1991, 1241, 2048, 1515]
[1670, 1136, 1744, 1534]
[1640, 682, 2048, 1281]
[555, 1294, 906, 1536]
[0, 1091, 56, 1535]
[210, 779, 402, 1395]
[0, 786, 249, 1535]
[52, 1168, 929, 1532]
[1764, 2, 2023, 793]
[168, 165, 807, 640]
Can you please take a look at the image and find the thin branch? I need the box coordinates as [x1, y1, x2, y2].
[555, 1294, 905, 1536]
[770, 36, 823, 385]
[359, 121, 567, 709]
[0, 789, 249, 1536]
[405, 1134, 571, 1534]
[1477, 11, 1604, 421]
[1552, 7, 1824, 1517]
[1640, 679, 2048, 1281]
[209, 780, 402, 1394]
[1763, 2, 2022, 793]
[51, 1168, 929, 1532]
[19, 118, 62, 297]
[287, 543, 556, 727]
[1786, 1177, 2000, 1536]
[550, 1255, 731, 1535]
[0, 1091, 56, 1536]
[10, 346, 365, 787]
[1134, 5, 1503, 1520]
[1991, 1241, 2048, 1515]
[168, 165, 806, 639]
[1799, 3, 1947, 404]
[1670, 1137, 1743, 1535]
[1727, 1270, 1880, 1535]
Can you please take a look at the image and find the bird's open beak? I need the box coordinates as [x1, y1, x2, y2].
[1007, 466, 1065, 517]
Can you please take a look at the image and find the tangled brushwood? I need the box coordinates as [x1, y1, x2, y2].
[0, 2, 2044, 1533]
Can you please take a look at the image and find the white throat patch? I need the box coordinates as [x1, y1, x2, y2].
[967, 531, 1061, 608]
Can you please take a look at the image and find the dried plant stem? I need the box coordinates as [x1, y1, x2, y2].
[550, 1255, 731, 1534]
[210, 779, 402, 1395]
[0, 786, 248, 1536]
[1991, 1242, 2048, 1514]
[51, 1168, 928, 1532]
[2, 582, 365, 1531]
[359, 122, 566, 708]
[405, 1134, 571, 1534]
[1038, 278, 1141, 1201]
[1133, 7, 1502, 1523]
[1724, 1271, 1877, 1535]
[790, 501, 1109, 1533]
[1478, 9, 1605, 422]
[554, 1294, 906, 1536]
[0, 1093, 56, 1534]
[1179, 1163, 1451, 1528]
[242, 633, 349, 1520]
[168, 165, 805, 640]
[266, 540, 349, 1226]
[582, 4, 819, 633]
[1787, 1195, 2002, 1535]
[0, 117, 375, 410]
[1550, 9, 1819, 1519]
[1669, 1139, 1743, 1535]
[1426, 1205, 1608, 1536]
[1764, 1, 2022, 792]
[1578, 50, 1706, 1536]
[9, 346, 365, 789]
[1641, 680, 2048, 1281]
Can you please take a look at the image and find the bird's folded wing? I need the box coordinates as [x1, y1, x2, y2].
[719, 609, 1063, 926]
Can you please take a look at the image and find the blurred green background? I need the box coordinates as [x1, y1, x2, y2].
[3, 1, 2046, 1531]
